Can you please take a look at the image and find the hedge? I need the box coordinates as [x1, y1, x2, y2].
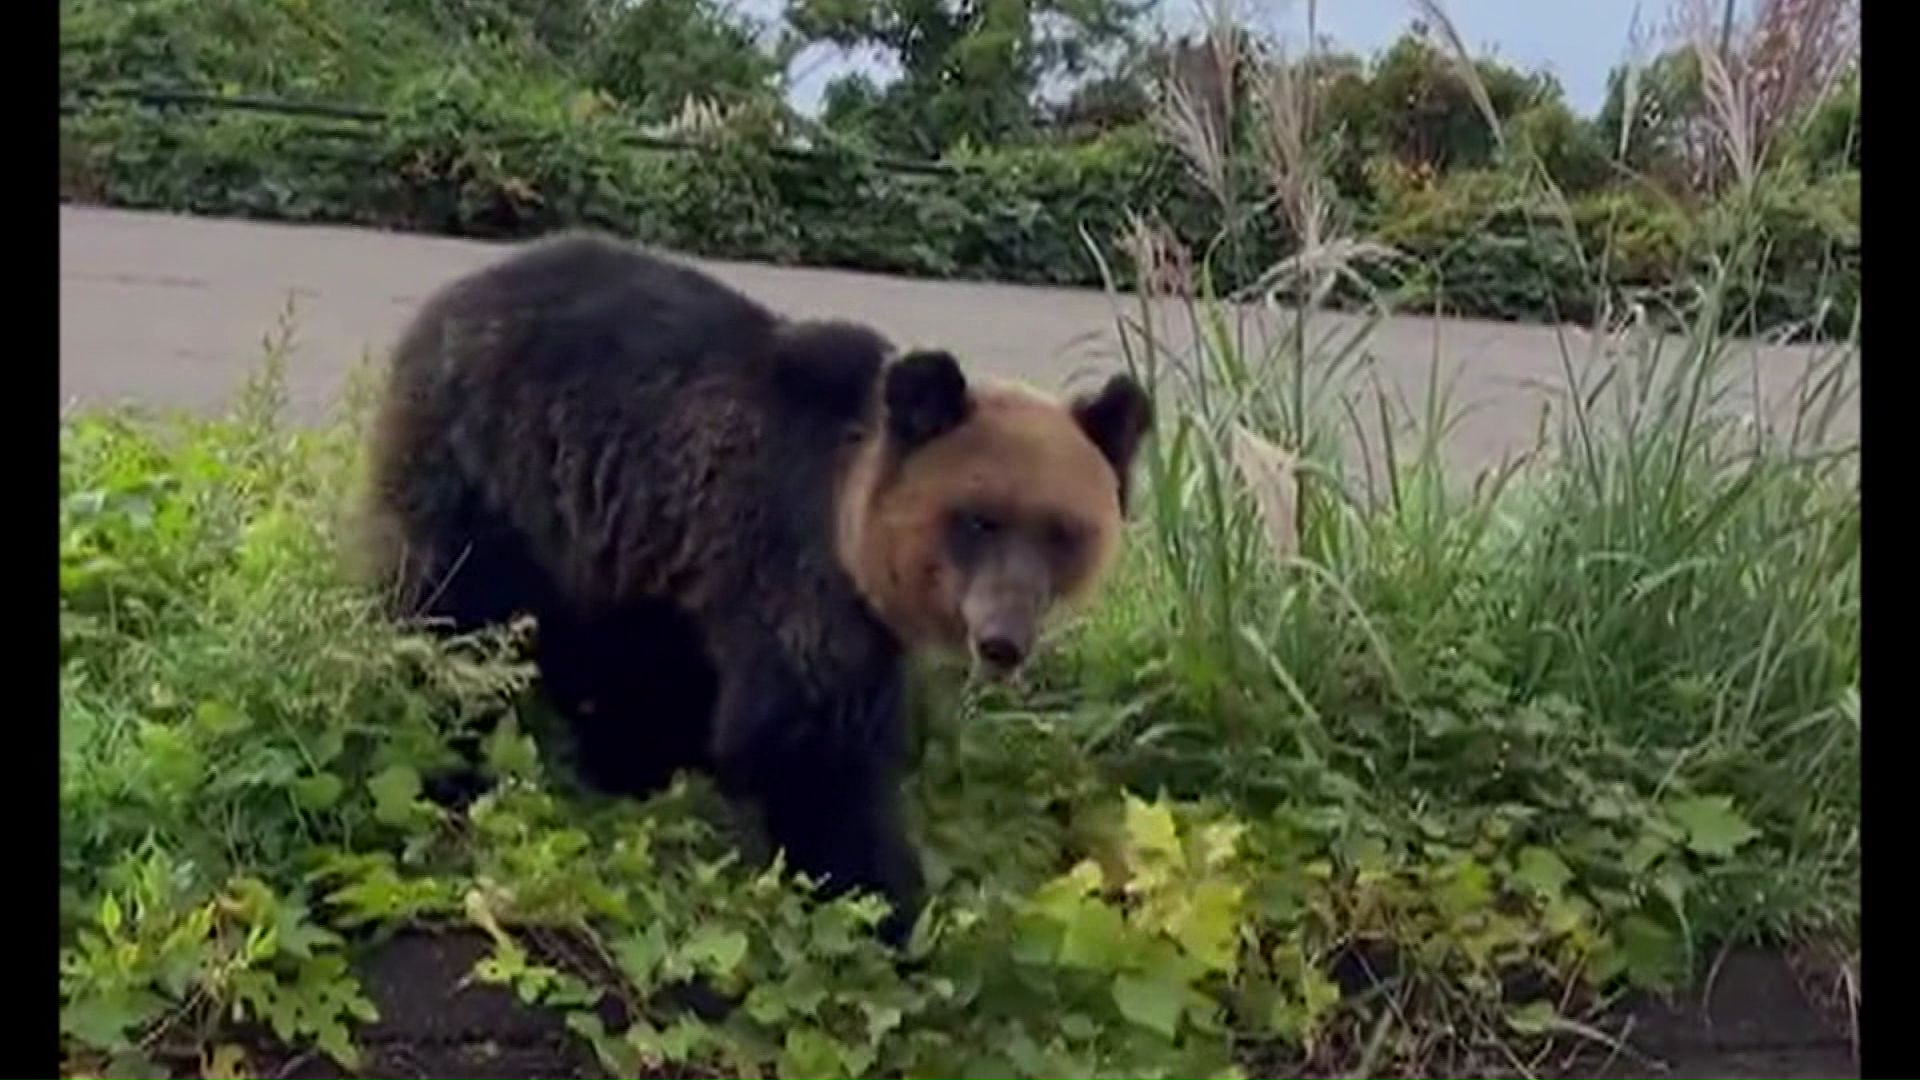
[59, 74, 1858, 337]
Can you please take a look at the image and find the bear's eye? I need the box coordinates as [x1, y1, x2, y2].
[1043, 519, 1082, 559]
[957, 510, 1001, 537]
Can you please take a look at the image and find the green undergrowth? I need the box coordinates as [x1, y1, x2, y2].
[60, 256, 1857, 1077]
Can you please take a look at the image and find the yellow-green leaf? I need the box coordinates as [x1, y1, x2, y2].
[1125, 795, 1182, 861]
[1058, 896, 1129, 970]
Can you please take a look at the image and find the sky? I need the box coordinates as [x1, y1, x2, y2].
[766, 1, 1687, 120]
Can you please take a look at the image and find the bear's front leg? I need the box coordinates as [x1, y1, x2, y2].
[708, 635, 925, 946]
[753, 756, 925, 947]
[537, 603, 720, 798]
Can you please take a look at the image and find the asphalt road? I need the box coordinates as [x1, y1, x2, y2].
[58, 205, 1855, 473]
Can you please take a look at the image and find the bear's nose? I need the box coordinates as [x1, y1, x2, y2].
[976, 635, 1026, 670]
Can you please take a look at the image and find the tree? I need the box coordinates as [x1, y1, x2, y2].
[1508, 100, 1611, 192]
[1598, 0, 1859, 194]
[586, 0, 793, 121]
[1596, 48, 1711, 193]
[1041, 70, 1153, 139]
[792, 0, 1149, 154]
[1360, 29, 1554, 173]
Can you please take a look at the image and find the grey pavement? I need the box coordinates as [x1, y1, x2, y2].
[59, 205, 1855, 473]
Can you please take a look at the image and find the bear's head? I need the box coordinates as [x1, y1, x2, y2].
[838, 349, 1153, 676]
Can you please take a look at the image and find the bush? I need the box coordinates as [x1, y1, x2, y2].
[59, 0, 566, 101]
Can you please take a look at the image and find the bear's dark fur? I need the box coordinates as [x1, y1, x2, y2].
[364, 233, 1150, 946]
[366, 235, 938, 939]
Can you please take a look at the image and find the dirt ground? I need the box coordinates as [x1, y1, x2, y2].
[240, 930, 1856, 1079]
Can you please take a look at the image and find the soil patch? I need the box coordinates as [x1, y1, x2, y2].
[246, 929, 1857, 1079]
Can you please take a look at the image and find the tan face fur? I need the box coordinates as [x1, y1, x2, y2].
[836, 353, 1151, 675]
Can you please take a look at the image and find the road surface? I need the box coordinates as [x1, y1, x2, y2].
[59, 206, 1855, 473]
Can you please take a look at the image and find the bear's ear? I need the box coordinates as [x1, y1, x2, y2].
[1071, 374, 1154, 506]
[884, 349, 971, 452]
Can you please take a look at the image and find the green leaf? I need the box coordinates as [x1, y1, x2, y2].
[860, 1000, 904, 1041]
[613, 925, 669, 987]
[1011, 912, 1061, 966]
[1059, 1012, 1098, 1040]
[1617, 913, 1685, 990]
[314, 1020, 362, 1071]
[1434, 855, 1493, 917]
[293, 772, 344, 811]
[1623, 830, 1670, 874]
[368, 765, 422, 826]
[61, 990, 163, 1051]
[484, 718, 541, 779]
[1505, 1000, 1560, 1035]
[193, 699, 251, 735]
[779, 1026, 848, 1079]
[1112, 973, 1184, 1040]
[1124, 795, 1182, 860]
[1030, 859, 1103, 920]
[841, 1039, 876, 1078]
[1175, 879, 1243, 974]
[1665, 795, 1760, 858]
[98, 893, 124, 935]
[681, 926, 749, 978]
[652, 1017, 712, 1061]
[1057, 896, 1129, 970]
[1512, 846, 1573, 898]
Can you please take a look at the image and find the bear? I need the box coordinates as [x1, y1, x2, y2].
[359, 232, 1152, 945]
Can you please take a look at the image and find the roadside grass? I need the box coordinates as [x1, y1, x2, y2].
[57, 14, 1857, 1080]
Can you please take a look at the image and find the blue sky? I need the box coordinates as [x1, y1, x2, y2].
[766, 1, 1686, 119]
[1287, 1, 1649, 113]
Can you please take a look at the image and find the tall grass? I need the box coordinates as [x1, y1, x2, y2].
[1075, 0, 1859, 950]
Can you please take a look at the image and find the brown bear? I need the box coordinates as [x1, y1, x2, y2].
[360, 232, 1151, 944]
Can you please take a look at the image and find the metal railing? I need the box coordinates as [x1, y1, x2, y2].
[61, 82, 964, 178]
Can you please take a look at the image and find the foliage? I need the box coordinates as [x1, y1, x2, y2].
[59, 0, 792, 133]
[1595, 47, 1713, 195]
[1354, 31, 1554, 172]
[584, 0, 793, 122]
[1507, 100, 1613, 193]
[777, 0, 1149, 154]
[59, 0, 571, 101]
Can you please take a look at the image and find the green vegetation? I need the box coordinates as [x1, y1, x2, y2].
[58, 2, 1858, 1077]
[59, 0, 1857, 335]
[57, 298, 1859, 1077]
